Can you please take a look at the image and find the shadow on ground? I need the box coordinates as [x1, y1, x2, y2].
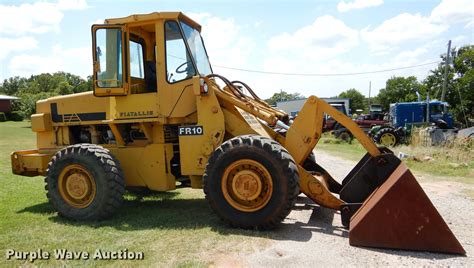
[17, 192, 462, 260]
[276, 196, 348, 241]
[17, 192, 342, 242]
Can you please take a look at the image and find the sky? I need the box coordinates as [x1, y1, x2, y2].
[0, 0, 472, 99]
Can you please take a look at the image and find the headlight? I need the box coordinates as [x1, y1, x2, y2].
[200, 78, 209, 94]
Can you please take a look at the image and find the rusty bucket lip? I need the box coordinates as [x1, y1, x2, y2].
[349, 163, 466, 255]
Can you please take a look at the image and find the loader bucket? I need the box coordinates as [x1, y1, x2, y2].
[347, 162, 466, 255]
[330, 148, 465, 254]
[273, 95, 464, 254]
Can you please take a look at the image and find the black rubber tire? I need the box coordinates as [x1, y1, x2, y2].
[373, 128, 399, 146]
[338, 130, 353, 142]
[45, 144, 125, 220]
[203, 135, 299, 230]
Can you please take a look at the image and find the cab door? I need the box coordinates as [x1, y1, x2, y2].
[92, 24, 128, 96]
[156, 20, 197, 118]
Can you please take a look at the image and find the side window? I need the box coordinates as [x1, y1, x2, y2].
[95, 28, 123, 88]
[165, 21, 196, 83]
[430, 104, 442, 115]
[130, 40, 144, 79]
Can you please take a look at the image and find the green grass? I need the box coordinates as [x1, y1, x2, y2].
[317, 135, 474, 183]
[0, 122, 270, 266]
[2, 122, 471, 266]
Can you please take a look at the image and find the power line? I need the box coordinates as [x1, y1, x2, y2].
[213, 61, 440, 77]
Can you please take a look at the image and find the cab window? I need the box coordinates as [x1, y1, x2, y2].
[430, 104, 443, 115]
[165, 21, 196, 83]
[95, 28, 123, 88]
[130, 40, 144, 79]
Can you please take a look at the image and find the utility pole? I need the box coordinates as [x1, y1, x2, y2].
[426, 90, 430, 124]
[368, 81, 371, 111]
[441, 40, 451, 102]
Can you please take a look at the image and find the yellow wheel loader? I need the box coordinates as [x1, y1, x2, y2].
[11, 12, 464, 254]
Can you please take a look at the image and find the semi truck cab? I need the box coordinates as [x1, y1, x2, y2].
[390, 101, 453, 128]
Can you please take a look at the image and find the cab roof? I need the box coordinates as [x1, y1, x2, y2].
[104, 12, 201, 31]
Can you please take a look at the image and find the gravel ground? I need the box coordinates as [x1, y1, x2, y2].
[228, 151, 473, 267]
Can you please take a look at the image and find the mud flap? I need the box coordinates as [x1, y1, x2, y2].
[349, 163, 465, 255]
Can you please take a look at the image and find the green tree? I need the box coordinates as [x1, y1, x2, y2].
[375, 76, 423, 111]
[424, 45, 474, 125]
[0, 76, 28, 96]
[76, 75, 93, 93]
[265, 90, 304, 106]
[454, 45, 474, 124]
[56, 72, 92, 93]
[0, 72, 93, 118]
[58, 81, 73, 95]
[18, 92, 57, 118]
[338, 88, 366, 113]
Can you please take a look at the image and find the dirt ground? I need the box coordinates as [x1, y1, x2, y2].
[214, 151, 473, 267]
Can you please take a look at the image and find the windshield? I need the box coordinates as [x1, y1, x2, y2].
[430, 104, 444, 115]
[180, 21, 212, 76]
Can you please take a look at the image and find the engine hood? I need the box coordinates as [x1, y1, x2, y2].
[36, 91, 110, 123]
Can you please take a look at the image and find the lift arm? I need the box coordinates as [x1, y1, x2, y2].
[285, 96, 381, 165]
[282, 96, 384, 211]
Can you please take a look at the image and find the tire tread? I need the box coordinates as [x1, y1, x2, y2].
[45, 143, 125, 220]
[203, 135, 299, 230]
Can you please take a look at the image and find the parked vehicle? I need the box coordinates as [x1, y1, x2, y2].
[354, 113, 388, 129]
[323, 103, 349, 131]
[369, 104, 383, 113]
[333, 104, 387, 142]
[371, 101, 454, 146]
[389, 101, 453, 128]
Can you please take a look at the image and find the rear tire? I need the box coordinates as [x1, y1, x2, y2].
[45, 144, 125, 220]
[338, 130, 353, 143]
[374, 128, 399, 147]
[203, 135, 299, 230]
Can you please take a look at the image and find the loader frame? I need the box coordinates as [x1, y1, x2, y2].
[10, 11, 465, 255]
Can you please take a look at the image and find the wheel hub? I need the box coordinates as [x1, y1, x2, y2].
[66, 173, 89, 199]
[380, 133, 396, 146]
[232, 170, 262, 201]
[222, 159, 273, 212]
[58, 164, 96, 208]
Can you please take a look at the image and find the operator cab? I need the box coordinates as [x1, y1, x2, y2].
[91, 12, 212, 97]
[90, 12, 213, 119]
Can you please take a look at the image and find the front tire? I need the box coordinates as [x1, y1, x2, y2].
[45, 144, 125, 220]
[374, 128, 399, 147]
[203, 135, 299, 230]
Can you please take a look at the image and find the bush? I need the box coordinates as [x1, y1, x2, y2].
[18, 92, 55, 118]
[0, 112, 6, 122]
[6, 111, 24, 121]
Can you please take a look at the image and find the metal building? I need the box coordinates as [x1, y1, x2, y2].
[276, 98, 351, 116]
[0, 95, 19, 113]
